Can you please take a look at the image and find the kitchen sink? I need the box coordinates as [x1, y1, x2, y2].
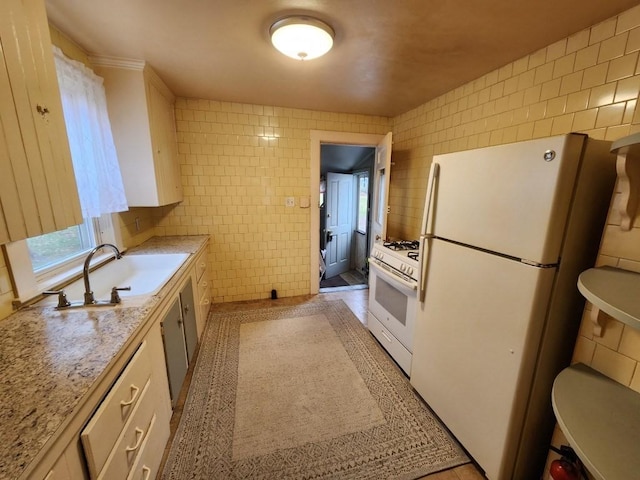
[40, 253, 189, 307]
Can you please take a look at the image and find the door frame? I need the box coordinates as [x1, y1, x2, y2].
[310, 130, 386, 294]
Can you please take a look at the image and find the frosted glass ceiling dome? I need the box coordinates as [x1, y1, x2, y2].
[270, 16, 334, 61]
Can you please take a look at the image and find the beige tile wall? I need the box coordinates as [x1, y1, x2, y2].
[389, 5, 640, 477]
[154, 99, 390, 302]
[118, 208, 156, 249]
[389, 6, 640, 239]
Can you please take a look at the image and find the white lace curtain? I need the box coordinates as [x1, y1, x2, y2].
[52, 46, 128, 217]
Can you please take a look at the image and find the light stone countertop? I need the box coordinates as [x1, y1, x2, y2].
[0, 235, 208, 480]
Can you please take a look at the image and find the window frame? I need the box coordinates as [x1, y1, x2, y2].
[354, 170, 370, 235]
[28, 217, 97, 279]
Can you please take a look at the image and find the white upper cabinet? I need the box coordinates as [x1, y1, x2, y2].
[92, 59, 182, 207]
[0, 0, 83, 244]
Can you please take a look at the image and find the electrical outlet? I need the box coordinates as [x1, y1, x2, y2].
[285, 197, 295, 207]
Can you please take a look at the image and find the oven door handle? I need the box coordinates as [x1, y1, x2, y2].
[369, 260, 418, 293]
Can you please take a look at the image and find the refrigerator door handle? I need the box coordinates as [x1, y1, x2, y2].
[419, 162, 439, 301]
[418, 236, 431, 302]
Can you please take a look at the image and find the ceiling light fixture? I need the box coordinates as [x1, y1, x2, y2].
[270, 16, 334, 61]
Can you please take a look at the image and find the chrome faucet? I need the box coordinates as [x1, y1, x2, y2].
[83, 243, 122, 305]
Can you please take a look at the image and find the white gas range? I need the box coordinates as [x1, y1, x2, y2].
[367, 240, 420, 375]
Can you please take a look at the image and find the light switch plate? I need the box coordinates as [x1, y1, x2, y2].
[285, 197, 295, 207]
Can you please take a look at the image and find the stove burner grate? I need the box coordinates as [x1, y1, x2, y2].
[407, 251, 419, 261]
[383, 240, 419, 251]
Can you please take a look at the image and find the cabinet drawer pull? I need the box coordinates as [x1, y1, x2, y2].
[120, 384, 140, 408]
[142, 466, 151, 480]
[125, 427, 145, 454]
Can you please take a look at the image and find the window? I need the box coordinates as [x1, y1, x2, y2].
[376, 167, 386, 226]
[356, 172, 369, 233]
[26, 219, 95, 274]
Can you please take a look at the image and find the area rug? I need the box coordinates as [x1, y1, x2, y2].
[161, 300, 469, 479]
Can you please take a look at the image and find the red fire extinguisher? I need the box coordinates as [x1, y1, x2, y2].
[549, 445, 583, 480]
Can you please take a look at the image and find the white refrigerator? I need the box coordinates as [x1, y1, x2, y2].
[410, 134, 616, 480]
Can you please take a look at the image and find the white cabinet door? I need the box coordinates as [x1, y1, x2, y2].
[146, 74, 182, 205]
[94, 60, 182, 207]
[0, 0, 82, 243]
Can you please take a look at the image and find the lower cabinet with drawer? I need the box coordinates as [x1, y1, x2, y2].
[81, 321, 171, 480]
[26, 243, 209, 480]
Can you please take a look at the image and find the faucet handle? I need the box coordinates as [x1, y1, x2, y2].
[43, 290, 71, 309]
[110, 286, 131, 304]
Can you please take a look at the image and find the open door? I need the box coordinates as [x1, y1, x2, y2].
[370, 132, 392, 252]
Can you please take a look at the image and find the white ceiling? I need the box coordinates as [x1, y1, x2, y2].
[46, 0, 640, 117]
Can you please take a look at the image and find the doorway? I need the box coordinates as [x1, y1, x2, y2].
[310, 131, 392, 294]
[320, 145, 374, 290]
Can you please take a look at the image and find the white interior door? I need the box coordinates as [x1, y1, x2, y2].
[370, 132, 392, 252]
[410, 239, 556, 480]
[324, 172, 353, 278]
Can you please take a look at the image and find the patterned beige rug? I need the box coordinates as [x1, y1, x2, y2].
[161, 300, 468, 479]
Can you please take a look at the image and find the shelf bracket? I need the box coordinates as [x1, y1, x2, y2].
[590, 306, 606, 337]
[610, 133, 640, 231]
[616, 152, 640, 230]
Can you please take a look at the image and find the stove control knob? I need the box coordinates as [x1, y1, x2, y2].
[407, 267, 413, 275]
